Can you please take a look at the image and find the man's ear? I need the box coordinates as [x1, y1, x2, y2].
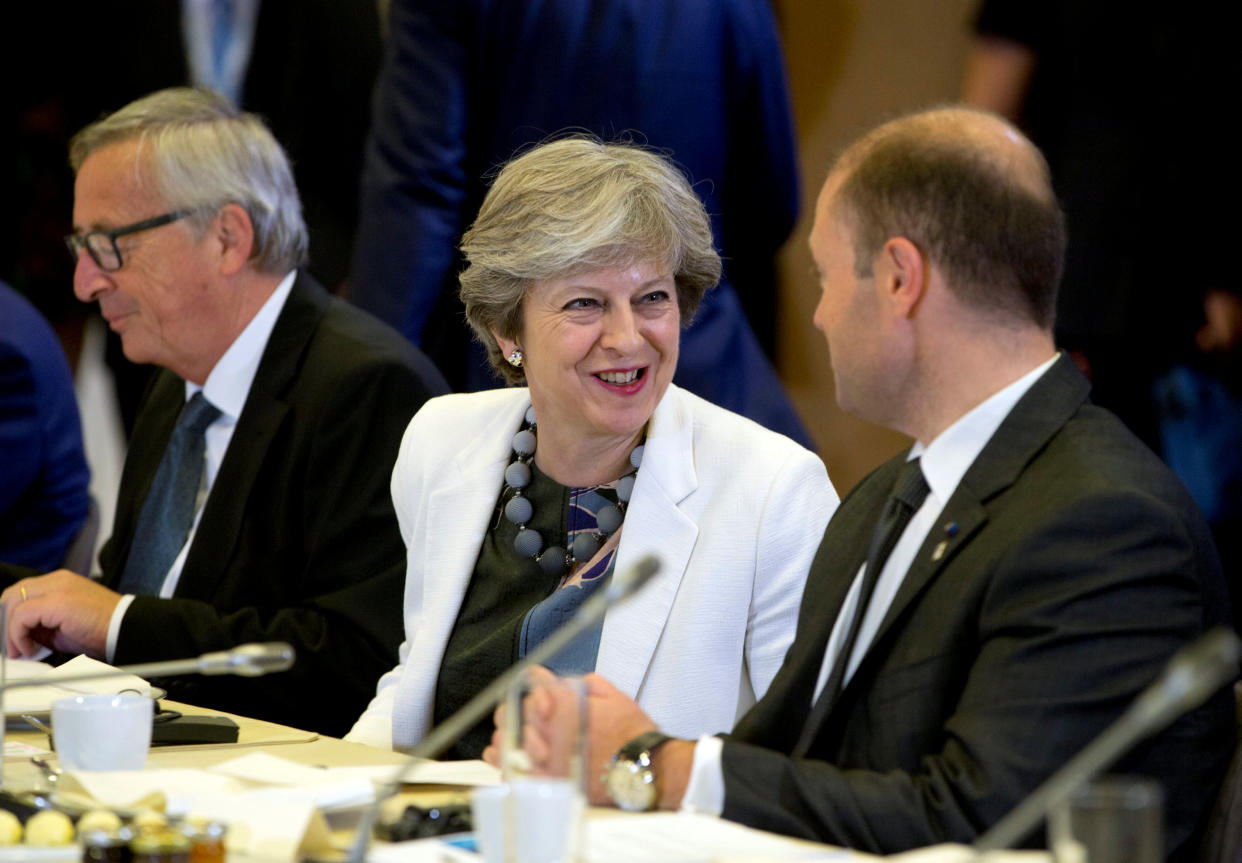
[877, 236, 926, 317]
[214, 203, 255, 277]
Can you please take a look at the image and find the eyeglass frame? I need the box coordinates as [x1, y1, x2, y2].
[64, 209, 193, 272]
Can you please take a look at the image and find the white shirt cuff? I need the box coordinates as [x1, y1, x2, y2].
[105, 594, 136, 663]
[680, 735, 726, 816]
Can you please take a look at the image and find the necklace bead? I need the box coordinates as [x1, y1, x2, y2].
[500, 409, 641, 576]
[514, 526, 543, 557]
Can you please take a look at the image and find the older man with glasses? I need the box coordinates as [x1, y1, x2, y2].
[0, 87, 448, 737]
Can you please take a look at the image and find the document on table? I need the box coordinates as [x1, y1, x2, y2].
[210, 751, 501, 799]
[584, 812, 866, 862]
[2, 655, 158, 718]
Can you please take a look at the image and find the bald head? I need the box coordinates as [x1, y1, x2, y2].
[828, 106, 1065, 328]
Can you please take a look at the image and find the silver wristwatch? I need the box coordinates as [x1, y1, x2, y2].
[603, 730, 673, 811]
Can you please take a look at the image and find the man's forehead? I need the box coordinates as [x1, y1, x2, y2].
[809, 175, 850, 241]
[74, 140, 159, 225]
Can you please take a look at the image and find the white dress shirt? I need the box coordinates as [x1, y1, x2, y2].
[105, 272, 296, 661]
[681, 352, 1060, 816]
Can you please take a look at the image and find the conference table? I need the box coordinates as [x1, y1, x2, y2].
[1, 702, 1043, 863]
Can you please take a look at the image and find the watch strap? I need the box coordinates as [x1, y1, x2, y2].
[615, 730, 674, 763]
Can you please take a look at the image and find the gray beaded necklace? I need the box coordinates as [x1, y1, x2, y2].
[501, 406, 643, 577]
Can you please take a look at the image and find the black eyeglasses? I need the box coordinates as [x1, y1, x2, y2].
[65, 210, 191, 272]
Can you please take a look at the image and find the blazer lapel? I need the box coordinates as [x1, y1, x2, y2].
[801, 355, 1092, 742]
[175, 275, 322, 600]
[788, 463, 902, 755]
[393, 393, 532, 745]
[866, 355, 1091, 655]
[417, 399, 528, 665]
[596, 386, 699, 700]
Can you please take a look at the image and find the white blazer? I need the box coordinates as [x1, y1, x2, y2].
[345, 384, 837, 749]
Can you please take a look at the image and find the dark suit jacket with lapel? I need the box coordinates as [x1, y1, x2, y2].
[98, 274, 448, 737]
[719, 355, 1234, 860]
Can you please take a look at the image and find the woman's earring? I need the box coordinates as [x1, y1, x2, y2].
[506, 349, 524, 368]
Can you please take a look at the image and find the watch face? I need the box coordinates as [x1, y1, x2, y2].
[605, 760, 657, 812]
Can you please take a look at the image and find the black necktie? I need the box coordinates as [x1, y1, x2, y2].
[801, 457, 930, 744]
[118, 392, 222, 595]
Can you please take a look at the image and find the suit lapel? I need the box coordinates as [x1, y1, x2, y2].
[787, 470, 895, 717]
[800, 355, 1092, 743]
[596, 387, 699, 699]
[174, 274, 324, 600]
[418, 399, 529, 664]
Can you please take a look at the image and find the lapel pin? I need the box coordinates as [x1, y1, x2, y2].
[944, 521, 959, 537]
[932, 540, 948, 561]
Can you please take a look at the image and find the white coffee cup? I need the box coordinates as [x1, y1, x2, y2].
[51, 693, 154, 771]
[471, 778, 582, 863]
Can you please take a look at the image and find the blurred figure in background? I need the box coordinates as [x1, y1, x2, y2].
[8, 1, 382, 438]
[350, 0, 812, 446]
[962, 0, 1242, 624]
[0, 280, 90, 572]
[66, 0, 381, 293]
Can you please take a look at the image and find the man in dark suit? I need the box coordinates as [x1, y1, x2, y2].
[550, 107, 1234, 859]
[348, 0, 811, 446]
[0, 88, 448, 737]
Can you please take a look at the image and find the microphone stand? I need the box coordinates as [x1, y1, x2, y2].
[345, 554, 661, 863]
[0, 627, 295, 788]
[974, 627, 1241, 853]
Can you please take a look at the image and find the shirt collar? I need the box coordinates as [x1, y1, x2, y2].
[186, 271, 297, 418]
[910, 352, 1060, 504]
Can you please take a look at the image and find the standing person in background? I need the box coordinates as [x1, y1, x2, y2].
[0, 280, 90, 573]
[9, 1, 383, 437]
[962, 0, 1242, 627]
[350, 0, 812, 447]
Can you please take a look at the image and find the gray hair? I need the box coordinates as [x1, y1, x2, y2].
[460, 137, 721, 384]
[70, 87, 308, 274]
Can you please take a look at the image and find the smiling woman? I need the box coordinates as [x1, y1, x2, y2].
[491, 261, 679, 487]
[345, 138, 840, 760]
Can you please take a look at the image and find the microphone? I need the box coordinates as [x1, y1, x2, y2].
[192, 643, 296, 677]
[0, 642, 296, 692]
[344, 553, 662, 863]
[974, 627, 1241, 853]
[0, 637, 296, 787]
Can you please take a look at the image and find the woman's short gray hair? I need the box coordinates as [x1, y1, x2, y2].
[69, 87, 308, 275]
[460, 137, 721, 384]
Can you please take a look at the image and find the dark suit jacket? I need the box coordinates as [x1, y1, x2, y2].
[98, 274, 447, 736]
[348, 0, 811, 446]
[720, 355, 1234, 860]
[0, 282, 89, 571]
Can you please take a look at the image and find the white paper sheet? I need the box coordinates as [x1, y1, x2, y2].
[163, 788, 328, 862]
[210, 752, 377, 808]
[1, 655, 157, 717]
[583, 812, 863, 863]
[886, 847, 1051, 863]
[63, 768, 246, 809]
